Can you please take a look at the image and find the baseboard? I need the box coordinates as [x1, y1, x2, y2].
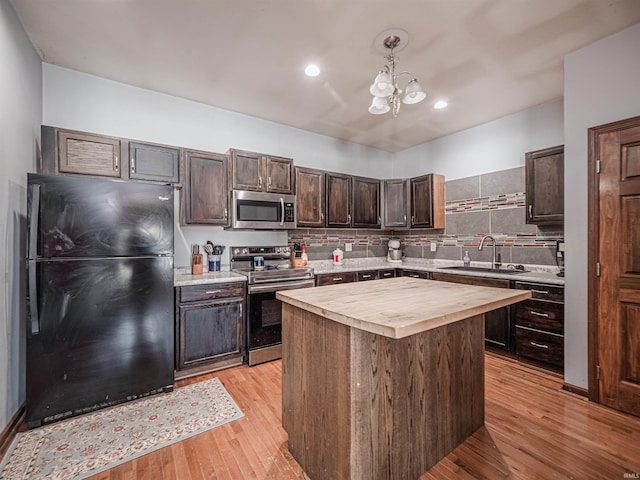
[562, 382, 589, 398]
[0, 403, 26, 461]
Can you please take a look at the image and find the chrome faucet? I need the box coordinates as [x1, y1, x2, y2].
[478, 235, 501, 270]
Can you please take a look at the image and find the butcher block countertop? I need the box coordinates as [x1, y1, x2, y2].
[277, 276, 531, 339]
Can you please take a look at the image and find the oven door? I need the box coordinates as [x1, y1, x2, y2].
[246, 279, 314, 364]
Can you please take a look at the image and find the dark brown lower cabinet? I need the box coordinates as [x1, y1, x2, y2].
[399, 269, 431, 279]
[315, 272, 356, 286]
[431, 272, 511, 351]
[175, 282, 246, 379]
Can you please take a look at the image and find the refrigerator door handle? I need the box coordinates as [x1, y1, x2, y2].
[28, 183, 40, 260]
[27, 260, 40, 335]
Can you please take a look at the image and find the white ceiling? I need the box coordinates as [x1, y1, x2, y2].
[9, 0, 640, 152]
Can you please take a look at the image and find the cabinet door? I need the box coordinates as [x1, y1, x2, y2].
[431, 272, 512, 351]
[57, 130, 121, 178]
[177, 299, 243, 370]
[230, 149, 263, 191]
[410, 174, 445, 229]
[382, 179, 409, 228]
[525, 145, 564, 225]
[326, 173, 351, 227]
[183, 150, 229, 225]
[352, 176, 380, 228]
[295, 167, 325, 227]
[265, 155, 293, 194]
[129, 142, 180, 183]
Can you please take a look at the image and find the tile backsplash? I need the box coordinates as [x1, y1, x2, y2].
[288, 167, 563, 266]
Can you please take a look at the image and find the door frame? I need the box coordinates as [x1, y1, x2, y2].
[587, 114, 640, 403]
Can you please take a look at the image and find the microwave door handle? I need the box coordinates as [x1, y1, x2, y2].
[280, 197, 285, 226]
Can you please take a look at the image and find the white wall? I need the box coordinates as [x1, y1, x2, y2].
[43, 65, 393, 266]
[0, 0, 42, 432]
[563, 23, 640, 390]
[393, 100, 564, 181]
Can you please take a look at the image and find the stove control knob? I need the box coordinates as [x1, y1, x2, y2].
[242, 248, 249, 255]
[233, 248, 240, 255]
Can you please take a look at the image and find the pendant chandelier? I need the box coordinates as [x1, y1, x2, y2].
[368, 31, 426, 117]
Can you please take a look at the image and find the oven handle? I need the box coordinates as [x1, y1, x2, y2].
[249, 279, 315, 294]
[251, 273, 314, 284]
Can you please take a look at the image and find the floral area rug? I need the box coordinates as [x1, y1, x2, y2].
[0, 377, 244, 480]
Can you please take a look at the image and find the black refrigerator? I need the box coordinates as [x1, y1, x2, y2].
[26, 173, 175, 428]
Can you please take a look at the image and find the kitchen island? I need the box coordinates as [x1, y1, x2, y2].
[277, 277, 531, 480]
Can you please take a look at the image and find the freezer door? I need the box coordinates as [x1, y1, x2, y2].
[28, 173, 173, 258]
[26, 256, 174, 427]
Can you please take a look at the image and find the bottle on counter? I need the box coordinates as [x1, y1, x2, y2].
[301, 244, 308, 267]
[333, 248, 344, 266]
[463, 250, 471, 267]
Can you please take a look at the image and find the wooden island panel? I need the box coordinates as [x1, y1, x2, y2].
[279, 278, 531, 480]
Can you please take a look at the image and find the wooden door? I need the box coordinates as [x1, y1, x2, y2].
[326, 173, 351, 227]
[382, 179, 409, 228]
[351, 176, 380, 228]
[295, 167, 325, 227]
[592, 118, 640, 416]
[265, 155, 293, 194]
[230, 149, 263, 191]
[183, 150, 229, 225]
[525, 145, 564, 225]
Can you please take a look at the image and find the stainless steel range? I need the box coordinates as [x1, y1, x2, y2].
[231, 245, 314, 366]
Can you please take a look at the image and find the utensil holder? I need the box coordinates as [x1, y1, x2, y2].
[208, 255, 221, 272]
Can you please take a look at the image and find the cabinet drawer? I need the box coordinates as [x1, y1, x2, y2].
[400, 270, 430, 279]
[513, 281, 564, 302]
[515, 326, 563, 369]
[316, 272, 356, 286]
[431, 272, 509, 289]
[357, 270, 379, 281]
[179, 282, 245, 303]
[514, 300, 563, 334]
[378, 269, 396, 279]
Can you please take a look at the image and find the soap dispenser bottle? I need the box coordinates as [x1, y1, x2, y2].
[463, 250, 471, 267]
[301, 243, 308, 267]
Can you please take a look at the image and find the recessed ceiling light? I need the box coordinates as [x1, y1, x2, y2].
[305, 64, 320, 77]
[433, 100, 448, 110]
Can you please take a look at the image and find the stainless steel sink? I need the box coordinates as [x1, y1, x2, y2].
[442, 266, 529, 275]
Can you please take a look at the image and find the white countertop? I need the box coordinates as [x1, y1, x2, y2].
[174, 269, 247, 287]
[310, 258, 565, 286]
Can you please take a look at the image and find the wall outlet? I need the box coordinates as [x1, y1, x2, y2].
[345, 243, 352, 252]
[430, 241, 437, 252]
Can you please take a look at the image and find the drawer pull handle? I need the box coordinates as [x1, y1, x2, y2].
[410, 274, 420, 278]
[531, 289, 550, 295]
[530, 341, 549, 349]
[362, 274, 372, 279]
[530, 311, 550, 317]
[205, 290, 220, 294]
[333, 277, 343, 281]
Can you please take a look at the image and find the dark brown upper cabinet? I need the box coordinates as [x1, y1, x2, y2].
[182, 150, 229, 225]
[351, 176, 380, 228]
[410, 173, 445, 229]
[325, 173, 381, 228]
[525, 145, 564, 225]
[129, 142, 180, 184]
[326, 172, 351, 227]
[42, 126, 122, 178]
[381, 179, 410, 229]
[228, 148, 293, 194]
[41, 125, 181, 185]
[295, 167, 325, 227]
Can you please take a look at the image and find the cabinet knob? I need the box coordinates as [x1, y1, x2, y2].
[114, 154, 119, 171]
[130, 157, 136, 173]
[224, 207, 228, 219]
[528, 205, 533, 218]
[259, 176, 263, 188]
[268, 176, 272, 186]
[347, 213, 351, 224]
[411, 215, 415, 225]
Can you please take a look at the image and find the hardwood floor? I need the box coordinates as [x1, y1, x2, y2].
[88, 354, 640, 480]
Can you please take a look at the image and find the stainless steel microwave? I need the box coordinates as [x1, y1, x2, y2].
[230, 190, 297, 230]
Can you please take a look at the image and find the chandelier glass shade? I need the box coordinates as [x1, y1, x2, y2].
[368, 34, 426, 117]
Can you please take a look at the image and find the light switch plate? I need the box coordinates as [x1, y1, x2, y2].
[430, 241, 437, 252]
[345, 243, 353, 252]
